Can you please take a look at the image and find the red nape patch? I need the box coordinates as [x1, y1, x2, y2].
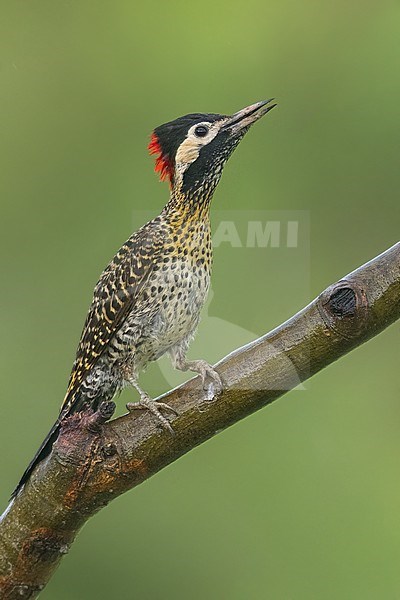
[148, 132, 174, 186]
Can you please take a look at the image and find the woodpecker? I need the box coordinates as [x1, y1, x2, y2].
[12, 99, 276, 499]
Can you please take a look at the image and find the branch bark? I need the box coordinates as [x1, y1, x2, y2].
[1, 242, 399, 599]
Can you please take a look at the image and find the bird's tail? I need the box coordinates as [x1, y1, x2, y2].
[10, 419, 62, 500]
[10, 387, 82, 500]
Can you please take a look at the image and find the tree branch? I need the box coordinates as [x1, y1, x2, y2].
[1, 242, 399, 599]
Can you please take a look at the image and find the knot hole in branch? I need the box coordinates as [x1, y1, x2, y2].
[328, 287, 357, 317]
[318, 279, 368, 338]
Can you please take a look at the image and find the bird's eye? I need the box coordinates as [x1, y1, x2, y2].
[194, 125, 209, 138]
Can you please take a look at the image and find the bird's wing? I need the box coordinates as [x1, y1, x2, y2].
[60, 221, 164, 414]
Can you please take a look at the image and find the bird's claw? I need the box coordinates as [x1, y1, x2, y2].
[126, 396, 177, 434]
[196, 362, 223, 399]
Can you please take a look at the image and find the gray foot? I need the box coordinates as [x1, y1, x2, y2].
[126, 394, 177, 434]
[189, 360, 223, 397]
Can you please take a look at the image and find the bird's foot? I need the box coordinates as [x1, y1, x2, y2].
[126, 395, 177, 434]
[189, 360, 223, 399]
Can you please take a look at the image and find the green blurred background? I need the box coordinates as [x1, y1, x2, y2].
[1, 1, 399, 598]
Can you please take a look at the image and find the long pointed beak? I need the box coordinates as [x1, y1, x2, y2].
[222, 99, 277, 133]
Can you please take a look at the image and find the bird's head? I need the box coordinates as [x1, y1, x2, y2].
[148, 99, 276, 202]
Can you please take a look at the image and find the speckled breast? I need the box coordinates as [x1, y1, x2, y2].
[145, 255, 211, 360]
[128, 217, 213, 363]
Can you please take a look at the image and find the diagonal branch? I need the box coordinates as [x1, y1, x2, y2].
[1, 242, 399, 599]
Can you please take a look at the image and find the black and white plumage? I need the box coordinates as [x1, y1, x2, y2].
[12, 99, 276, 498]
